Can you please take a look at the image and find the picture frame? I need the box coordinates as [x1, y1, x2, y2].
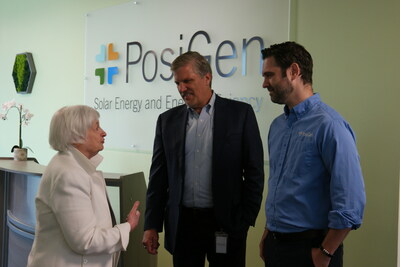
[12, 52, 36, 94]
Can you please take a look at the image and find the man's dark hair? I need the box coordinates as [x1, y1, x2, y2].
[261, 41, 313, 84]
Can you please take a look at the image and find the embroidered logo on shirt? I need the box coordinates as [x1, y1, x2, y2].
[298, 131, 313, 137]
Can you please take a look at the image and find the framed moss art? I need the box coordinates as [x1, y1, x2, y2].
[12, 52, 36, 94]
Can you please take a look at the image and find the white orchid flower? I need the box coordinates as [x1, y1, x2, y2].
[2, 100, 16, 110]
[1, 100, 34, 151]
[25, 112, 34, 121]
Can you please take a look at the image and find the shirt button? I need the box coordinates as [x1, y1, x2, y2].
[83, 258, 88, 264]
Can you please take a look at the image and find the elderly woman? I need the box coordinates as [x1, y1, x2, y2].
[27, 105, 140, 267]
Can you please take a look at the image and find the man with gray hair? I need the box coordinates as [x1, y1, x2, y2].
[143, 51, 264, 267]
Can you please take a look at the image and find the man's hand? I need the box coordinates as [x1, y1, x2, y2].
[311, 247, 331, 267]
[142, 229, 160, 255]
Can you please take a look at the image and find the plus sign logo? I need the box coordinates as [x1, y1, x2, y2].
[95, 43, 119, 85]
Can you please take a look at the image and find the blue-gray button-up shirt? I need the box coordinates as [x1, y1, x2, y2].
[182, 92, 216, 208]
[266, 93, 366, 232]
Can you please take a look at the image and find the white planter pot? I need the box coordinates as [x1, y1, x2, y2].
[13, 148, 28, 161]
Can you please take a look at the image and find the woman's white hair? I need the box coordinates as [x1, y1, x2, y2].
[49, 105, 100, 152]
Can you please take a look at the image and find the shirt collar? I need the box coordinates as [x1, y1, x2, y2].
[69, 146, 103, 174]
[187, 90, 216, 116]
[284, 93, 321, 120]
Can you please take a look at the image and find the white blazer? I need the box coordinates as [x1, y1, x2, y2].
[27, 148, 131, 267]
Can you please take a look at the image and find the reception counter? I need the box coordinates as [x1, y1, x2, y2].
[0, 158, 156, 267]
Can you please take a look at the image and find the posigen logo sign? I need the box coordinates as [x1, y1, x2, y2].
[85, 0, 289, 153]
[95, 43, 119, 85]
[93, 30, 265, 86]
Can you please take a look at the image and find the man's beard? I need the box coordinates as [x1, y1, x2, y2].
[269, 84, 293, 105]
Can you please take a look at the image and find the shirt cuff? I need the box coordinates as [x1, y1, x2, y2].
[328, 210, 363, 230]
[116, 222, 131, 250]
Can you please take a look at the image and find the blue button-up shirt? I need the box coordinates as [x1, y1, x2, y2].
[182, 92, 215, 208]
[266, 93, 366, 232]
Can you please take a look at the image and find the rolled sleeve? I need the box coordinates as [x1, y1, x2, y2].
[324, 121, 366, 230]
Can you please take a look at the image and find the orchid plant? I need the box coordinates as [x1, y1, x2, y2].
[0, 100, 34, 152]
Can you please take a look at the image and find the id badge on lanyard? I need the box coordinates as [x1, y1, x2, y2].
[215, 231, 228, 254]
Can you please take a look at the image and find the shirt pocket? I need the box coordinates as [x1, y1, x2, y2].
[286, 132, 316, 177]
